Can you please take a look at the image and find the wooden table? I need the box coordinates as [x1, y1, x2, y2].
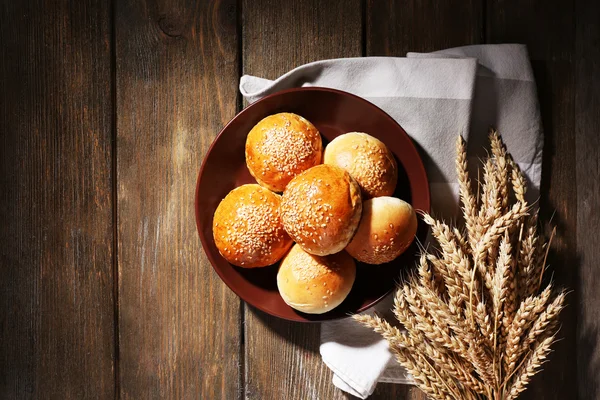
[1, 1, 598, 399]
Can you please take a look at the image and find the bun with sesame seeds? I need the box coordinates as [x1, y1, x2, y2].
[246, 112, 323, 193]
[323, 132, 397, 198]
[277, 244, 356, 314]
[212, 184, 293, 268]
[280, 164, 362, 256]
[345, 196, 417, 265]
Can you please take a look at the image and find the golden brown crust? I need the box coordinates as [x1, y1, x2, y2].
[213, 184, 293, 268]
[246, 113, 323, 192]
[277, 244, 356, 314]
[280, 164, 362, 256]
[324, 132, 398, 198]
[346, 197, 417, 265]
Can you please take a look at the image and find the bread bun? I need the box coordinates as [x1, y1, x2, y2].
[277, 244, 356, 314]
[324, 132, 397, 198]
[281, 164, 362, 256]
[246, 113, 322, 192]
[346, 197, 417, 264]
[213, 184, 293, 268]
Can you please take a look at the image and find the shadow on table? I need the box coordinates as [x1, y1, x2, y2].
[247, 305, 323, 353]
[248, 298, 397, 354]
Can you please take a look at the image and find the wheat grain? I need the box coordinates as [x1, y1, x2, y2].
[405, 285, 471, 358]
[499, 233, 518, 350]
[508, 157, 527, 204]
[423, 214, 478, 311]
[522, 292, 565, 350]
[391, 331, 487, 396]
[504, 285, 553, 376]
[490, 129, 509, 211]
[456, 136, 479, 250]
[393, 286, 424, 340]
[353, 313, 404, 347]
[506, 335, 555, 400]
[390, 346, 457, 400]
[518, 214, 545, 301]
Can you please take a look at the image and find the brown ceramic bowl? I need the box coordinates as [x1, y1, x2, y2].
[195, 87, 430, 322]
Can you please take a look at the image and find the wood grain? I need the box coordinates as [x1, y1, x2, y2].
[366, 0, 482, 56]
[242, 0, 363, 79]
[487, 0, 577, 399]
[242, 1, 362, 399]
[0, 1, 115, 398]
[575, 0, 600, 398]
[115, 0, 241, 398]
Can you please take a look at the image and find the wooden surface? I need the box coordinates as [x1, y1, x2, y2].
[575, 0, 600, 398]
[1, 0, 599, 399]
[115, 0, 241, 399]
[0, 1, 115, 399]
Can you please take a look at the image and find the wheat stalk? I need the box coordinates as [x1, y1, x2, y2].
[354, 132, 565, 400]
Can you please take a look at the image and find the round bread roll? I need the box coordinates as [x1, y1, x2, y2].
[246, 112, 323, 192]
[324, 132, 398, 198]
[277, 244, 356, 314]
[346, 197, 417, 264]
[280, 164, 362, 256]
[213, 184, 293, 268]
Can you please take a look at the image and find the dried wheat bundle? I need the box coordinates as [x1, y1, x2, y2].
[354, 131, 565, 400]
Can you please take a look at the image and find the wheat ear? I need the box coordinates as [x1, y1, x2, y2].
[504, 285, 553, 376]
[505, 335, 556, 400]
[456, 136, 479, 250]
[490, 129, 509, 212]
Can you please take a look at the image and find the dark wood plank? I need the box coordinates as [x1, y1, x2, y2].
[575, 0, 600, 398]
[0, 1, 115, 398]
[366, 0, 482, 56]
[366, 1, 481, 398]
[487, 0, 577, 399]
[243, 0, 363, 79]
[115, 1, 241, 398]
[242, 1, 362, 398]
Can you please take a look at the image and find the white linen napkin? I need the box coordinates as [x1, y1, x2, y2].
[240, 44, 543, 399]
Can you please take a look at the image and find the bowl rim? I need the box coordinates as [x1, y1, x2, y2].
[195, 86, 431, 322]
